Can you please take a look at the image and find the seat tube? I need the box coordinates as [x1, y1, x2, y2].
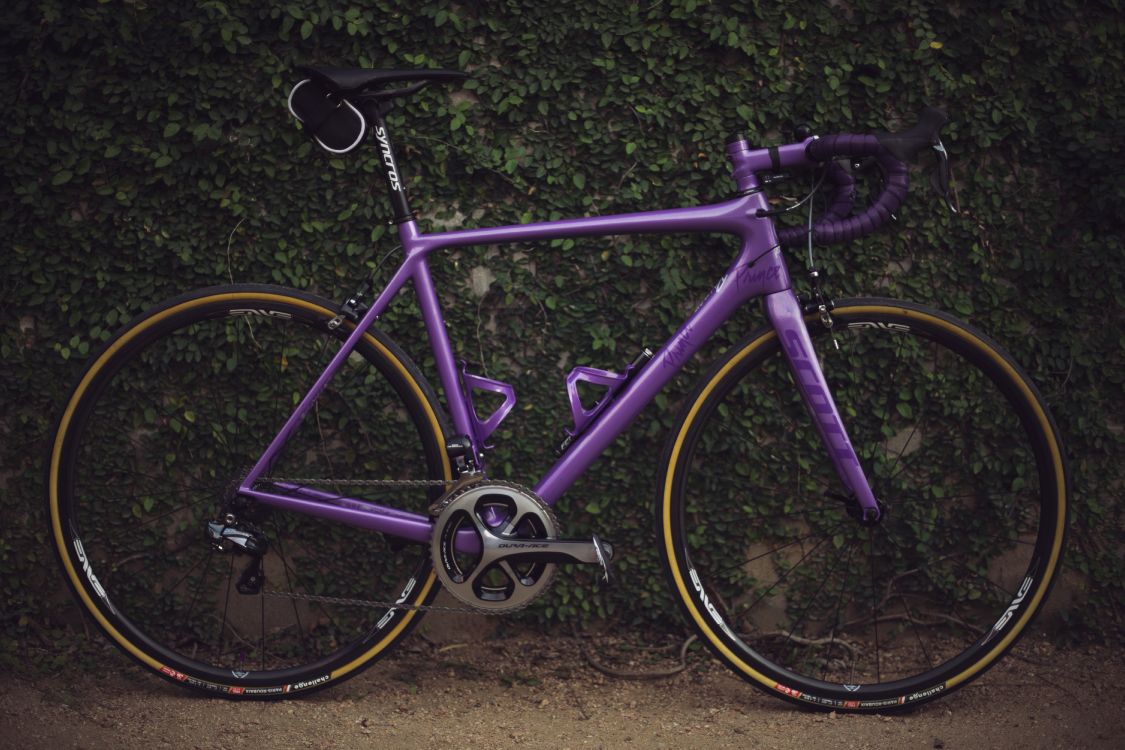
[764, 289, 881, 520]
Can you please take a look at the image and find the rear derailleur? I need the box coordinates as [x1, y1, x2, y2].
[206, 512, 269, 595]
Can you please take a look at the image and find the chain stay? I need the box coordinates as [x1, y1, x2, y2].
[258, 475, 501, 614]
[261, 587, 510, 615]
[256, 477, 587, 614]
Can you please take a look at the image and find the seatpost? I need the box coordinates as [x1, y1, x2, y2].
[362, 102, 414, 223]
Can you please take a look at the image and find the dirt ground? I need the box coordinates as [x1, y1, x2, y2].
[1, 626, 1121, 750]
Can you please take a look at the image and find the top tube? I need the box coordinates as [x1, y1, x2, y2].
[391, 135, 820, 255]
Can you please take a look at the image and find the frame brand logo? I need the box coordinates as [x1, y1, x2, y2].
[374, 126, 402, 192]
[735, 264, 781, 289]
[783, 329, 859, 467]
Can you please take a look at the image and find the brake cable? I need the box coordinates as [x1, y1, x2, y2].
[803, 168, 839, 350]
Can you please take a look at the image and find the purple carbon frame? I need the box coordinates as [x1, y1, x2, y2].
[236, 133, 881, 547]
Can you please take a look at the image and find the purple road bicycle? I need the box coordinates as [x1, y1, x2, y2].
[47, 67, 1068, 711]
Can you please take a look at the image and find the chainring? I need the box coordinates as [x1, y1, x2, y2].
[430, 480, 559, 612]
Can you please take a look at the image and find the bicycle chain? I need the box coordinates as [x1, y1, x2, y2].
[261, 476, 455, 488]
[261, 588, 499, 615]
[258, 475, 500, 615]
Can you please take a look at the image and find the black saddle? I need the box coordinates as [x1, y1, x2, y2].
[289, 66, 469, 154]
[298, 66, 469, 96]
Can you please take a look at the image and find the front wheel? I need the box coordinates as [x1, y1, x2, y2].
[658, 298, 1067, 711]
[47, 284, 451, 697]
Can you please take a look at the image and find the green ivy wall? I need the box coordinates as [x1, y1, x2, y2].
[2, 0, 1122, 664]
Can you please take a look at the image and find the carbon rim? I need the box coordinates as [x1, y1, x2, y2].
[661, 300, 1066, 710]
[49, 287, 450, 695]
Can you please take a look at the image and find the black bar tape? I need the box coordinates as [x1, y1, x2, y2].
[775, 134, 910, 246]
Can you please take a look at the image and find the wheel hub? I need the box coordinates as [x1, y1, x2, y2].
[827, 491, 884, 526]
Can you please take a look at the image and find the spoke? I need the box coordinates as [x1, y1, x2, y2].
[880, 525, 1019, 601]
[711, 421, 836, 493]
[313, 401, 338, 481]
[781, 528, 854, 653]
[896, 565, 936, 672]
[82, 481, 230, 500]
[82, 468, 216, 490]
[259, 589, 266, 672]
[901, 514, 1035, 547]
[270, 519, 311, 660]
[260, 329, 344, 477]
[868, 526, 881, 683]
[160, 547, 212, 605]
[86, 493, 225, 548]
[884, 361, 931, 485]
[820, 542, 858, 682]
[217, 554, 236, 665]
[883, 421, 1024, 493]
[203, 342, 246, 467]
[687, 496, 839, 528]
[919, 488, 1034, 504]
[271, 322, 287, 436]
[231, 333, 242, 453]
[713, 377, 810, 440]
[882, 438, 981, 491]
[706, 520, 844, 580]
[179, 547, 217, 648]
[729, 523, 845, 622]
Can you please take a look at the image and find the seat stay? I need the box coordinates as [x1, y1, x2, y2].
[238, 256, 420, 492]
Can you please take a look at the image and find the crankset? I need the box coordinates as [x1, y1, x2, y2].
[430, 481, 614, 612]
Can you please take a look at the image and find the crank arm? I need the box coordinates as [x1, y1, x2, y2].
[492, 534, 615, 585]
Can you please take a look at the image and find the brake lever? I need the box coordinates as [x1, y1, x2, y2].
[929, 138, 959, 214]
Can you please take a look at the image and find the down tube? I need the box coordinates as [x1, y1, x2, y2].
[534, 246, 790, 504]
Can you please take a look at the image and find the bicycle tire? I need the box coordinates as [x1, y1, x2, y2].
[47, 284, 451, 698]
[658, 298, 1067, 712]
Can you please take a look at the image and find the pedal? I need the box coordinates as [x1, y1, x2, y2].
[591, 533, 615, 588]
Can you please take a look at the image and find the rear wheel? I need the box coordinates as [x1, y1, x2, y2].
[659, 298, 1067, 711]
[48, 285, 450, 697]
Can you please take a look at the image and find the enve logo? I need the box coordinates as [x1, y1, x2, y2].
[73, 538, 108, 600]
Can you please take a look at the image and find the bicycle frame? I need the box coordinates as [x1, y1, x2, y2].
[237, 134, 881, 546]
